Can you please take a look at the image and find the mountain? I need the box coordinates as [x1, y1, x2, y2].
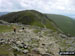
[0, 10, 75, 56]
[46, 14, 75, 36]
[0, 12, 8, 16]
[0, 10, 75, 36]
[0, 10, 57, 31]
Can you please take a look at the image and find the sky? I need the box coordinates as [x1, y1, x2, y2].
[0, 0, 75, 18]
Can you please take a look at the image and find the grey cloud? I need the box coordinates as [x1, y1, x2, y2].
[0, 0, 75, 14]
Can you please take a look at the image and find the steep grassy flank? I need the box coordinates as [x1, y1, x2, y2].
[0, 10, 57, 31]
[46, 14, 75, 36]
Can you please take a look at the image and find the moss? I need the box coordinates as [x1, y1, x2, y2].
[0, 25, 13, 32]
[43, 31, 49, 36]
[45, 19, 57, 31]
[0, 44, 12, 55]
[13, 49, 23, 55]
[33, 29, 41, 33]
[0, 24, 20, 33]
[32, 22, 44, 28]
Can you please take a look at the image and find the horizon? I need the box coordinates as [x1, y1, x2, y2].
[0, 0, 75, 18]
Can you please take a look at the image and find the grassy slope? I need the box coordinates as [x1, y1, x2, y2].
[0, 24, 20, 33]
[0, 10, 75, 36]
[0, 25, 13, 32]
[46, 14, 75, 36]
[0, 10, 57, 31]
[0, 44, 12, 55]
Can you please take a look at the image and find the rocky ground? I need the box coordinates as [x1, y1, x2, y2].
[0, 25, 75, 56]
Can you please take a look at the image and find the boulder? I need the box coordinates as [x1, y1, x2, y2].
[41, 53, 51, 56]
[22, 50, 29, 54]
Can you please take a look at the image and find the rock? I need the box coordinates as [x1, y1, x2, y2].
[12, 46, 21, 51]
[0, 20, 9, 25]
[23, 45, 28, 49]
[32, 47, 47, 54]
[0, 39, 5, 44]
[41, 53, 51, 56]
[42, 43, 45, 46]
[22, 50, 29, 54]
[18, 30, 23, 32]
[0, 25, 75, 56]
[16, 41, 21, 44]
[32, 48, 40, 54]
[21, 43, 29, 49]
[0, 38, 4, 41]
[59, 33, 67, 38]
[0, 41, 5, 44]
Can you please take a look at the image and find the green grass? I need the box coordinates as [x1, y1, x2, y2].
[0, 25, 13, 32]
[46, 14, 75, 36]
[0, 10, 57, 32]
[0, 10, 74, 36]
[0, 44, 12, 55]
[33, 29, 41, 33]
[45, 19, 57, 31]
[0, 24, 20, 33]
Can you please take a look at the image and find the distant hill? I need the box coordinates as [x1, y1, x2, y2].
[46, 14, 75, 36]
[0, 12, 8, 16]
[0, 10, 75, 36]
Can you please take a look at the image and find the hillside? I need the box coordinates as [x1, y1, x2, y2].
[0, 10, 75, 56]
[0, 10, 57, 31]
[0, 25, 75, 56]
[46, 14, 75, 36]
[0, 10, 75, 36]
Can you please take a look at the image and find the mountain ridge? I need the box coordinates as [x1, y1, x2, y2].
[0, 10, 75, 36]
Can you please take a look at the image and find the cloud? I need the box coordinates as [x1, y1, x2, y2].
[0, 0, 75, 18]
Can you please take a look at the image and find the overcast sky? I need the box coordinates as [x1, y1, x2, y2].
[0, 0, 75, 18]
